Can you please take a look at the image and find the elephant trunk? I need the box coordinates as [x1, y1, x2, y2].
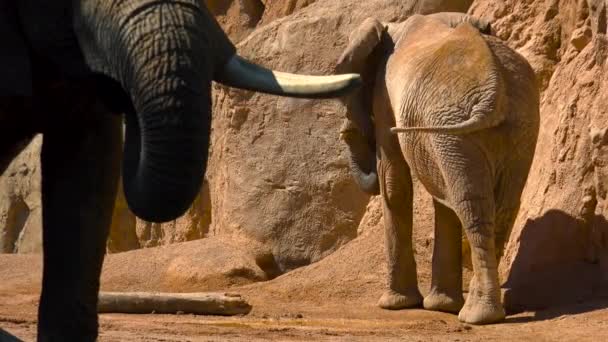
[76, 0, 224, 222]
[340, 112, 379, 195]
[120, 5, 214, 222]
[75, 0, 362, 221]
[121, 69, 209, 223]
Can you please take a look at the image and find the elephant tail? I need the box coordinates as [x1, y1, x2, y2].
[390, 107, 505, 135]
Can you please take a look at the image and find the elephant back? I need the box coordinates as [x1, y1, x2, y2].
[388, 18, 506, 131]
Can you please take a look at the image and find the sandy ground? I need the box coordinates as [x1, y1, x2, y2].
[3, 291, 608, 341]
[2, 251, 608, 342]
[2, 191, 608, 341]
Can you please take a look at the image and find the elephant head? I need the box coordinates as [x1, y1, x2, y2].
[4, 0, 360, 223]
[335, 18, 387, 195]
[335, 12, 492, 195]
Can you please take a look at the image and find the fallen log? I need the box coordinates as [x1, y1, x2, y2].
[98, 292, 252, 316]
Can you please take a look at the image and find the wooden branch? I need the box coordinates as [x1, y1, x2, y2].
[98, 292, 252, 316]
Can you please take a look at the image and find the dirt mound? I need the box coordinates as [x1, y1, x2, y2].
[100, 236, 278, 293]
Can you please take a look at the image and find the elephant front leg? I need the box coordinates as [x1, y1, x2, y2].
[423, 199, 464, 313]
[377, 157, 423, 310]
[38, 116, 121, 341]
[454, 199, 505, 325]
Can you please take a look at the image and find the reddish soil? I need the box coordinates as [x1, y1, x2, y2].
[2, 225, 608, 342]
[2, 281, 608, 341]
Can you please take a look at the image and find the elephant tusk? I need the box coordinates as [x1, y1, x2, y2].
[215, 55, 362, 99]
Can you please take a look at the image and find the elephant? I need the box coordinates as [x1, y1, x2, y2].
[335, 12, 539, 324]
[0, 1, 360, 340]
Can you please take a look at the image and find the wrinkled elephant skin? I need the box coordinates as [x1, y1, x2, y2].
[337, 13, 539, 325]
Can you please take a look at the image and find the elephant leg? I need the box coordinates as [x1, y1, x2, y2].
[423, 199, 464, 313]
[377, 149, 423, 309]
[453, 195, 504, 325]
[494, 203, 519, 264]
[37, 115, 121, 341]
[493, 170, 527, 264]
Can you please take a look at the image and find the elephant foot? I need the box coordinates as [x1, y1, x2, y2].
[457, 293, 505, 325]
[423, 289, 464, 313]
[377, 289, 423, 310]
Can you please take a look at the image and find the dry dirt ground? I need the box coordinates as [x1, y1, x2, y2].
[2, 285, 608, 341]
[1, 190, 608, 341]
[2, 244, 608, 341]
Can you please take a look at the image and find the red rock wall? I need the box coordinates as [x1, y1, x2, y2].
[470, 0, 608, 310]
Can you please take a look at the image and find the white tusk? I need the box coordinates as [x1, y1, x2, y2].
[215, 55, 361, 99]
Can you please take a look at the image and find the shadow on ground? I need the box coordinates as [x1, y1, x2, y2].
[502, 209, 608, 321]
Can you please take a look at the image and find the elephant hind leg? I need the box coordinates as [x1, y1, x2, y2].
[494, 203, 520, 264]
[423, 199, 465, 313]
[376, 145, 422, 310]
[493, 168, 528, 264]
[452, 195, 505, 325]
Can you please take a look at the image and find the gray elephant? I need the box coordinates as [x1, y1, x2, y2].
[0, 1, 360, 340]
[336, 13, 539, 324]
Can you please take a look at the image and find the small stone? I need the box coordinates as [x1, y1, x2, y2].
[571, 26, 593, 51]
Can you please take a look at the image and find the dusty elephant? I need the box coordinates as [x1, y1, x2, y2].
[0, 0, 360, 340]
[336, 13, 539, 324]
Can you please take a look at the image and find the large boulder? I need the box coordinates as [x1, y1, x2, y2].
[0, 136, 42, 254]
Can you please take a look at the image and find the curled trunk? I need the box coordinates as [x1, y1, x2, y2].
[340, 116, 379, 195]
[77, 0, 224, 222]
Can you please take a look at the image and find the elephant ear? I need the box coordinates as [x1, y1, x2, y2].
[335, 18, 384, 195]
[336, 18, 386, 75]
[0, 3, 32, 96]
[427, 12, 492, 35]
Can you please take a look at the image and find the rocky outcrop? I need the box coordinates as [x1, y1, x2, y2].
[0, 136, 42, 254]
[469, 0, 608, 311]
[205, 0, 266, 43]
